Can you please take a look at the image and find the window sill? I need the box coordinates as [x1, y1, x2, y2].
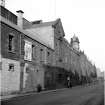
[8, 50, 16, 54]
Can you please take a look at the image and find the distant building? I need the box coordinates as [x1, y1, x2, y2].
[96, 68, 104, 80]
[70, 34, 80, 51]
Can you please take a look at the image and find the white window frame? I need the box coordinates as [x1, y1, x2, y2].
[24, 40, 32, 61]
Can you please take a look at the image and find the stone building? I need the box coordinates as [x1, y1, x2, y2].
[0, 5, 54, 94]
[0, 6, 22, 95]
[70, 35, 81, 74]
[23, 18, 68, 88]
[70, 34, 80, 51]
[0, 1, 97, 95]
[24, 18, 89, 87]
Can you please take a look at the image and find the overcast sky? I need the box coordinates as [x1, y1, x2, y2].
[6, 0, 105, 71]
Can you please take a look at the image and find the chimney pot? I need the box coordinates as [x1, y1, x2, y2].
[16, 10, 24, 14]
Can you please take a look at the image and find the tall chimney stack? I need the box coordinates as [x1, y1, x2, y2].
[16, 10, 24, 28]
[0, 0, 5, 7]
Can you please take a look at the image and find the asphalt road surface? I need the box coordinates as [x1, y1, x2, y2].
[1, 82, 104, 105]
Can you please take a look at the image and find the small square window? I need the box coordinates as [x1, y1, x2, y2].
[8, 64, 14, 72]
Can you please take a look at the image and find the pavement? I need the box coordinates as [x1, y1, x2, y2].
[0, 83, 88, 101]
[0, 88, 67, 101]
[1, 82, 104, 105]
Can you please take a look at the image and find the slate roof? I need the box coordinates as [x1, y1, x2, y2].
[24, 18, 60, 29]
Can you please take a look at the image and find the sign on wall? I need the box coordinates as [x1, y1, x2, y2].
[24, 40, 32, 61]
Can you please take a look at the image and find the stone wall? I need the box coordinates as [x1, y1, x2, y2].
[0, 58, 20, 95]
[0, 10, 98, 94]
[1, 22, 20, 61]
[22, 63, 44, 92]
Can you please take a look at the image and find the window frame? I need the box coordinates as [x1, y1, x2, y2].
[8, 33, 15, 53]
[32, 45, 36, 60]
[40, 48, 44, 62]
[8, 63, 14, 72]
[24, 40, 32, 61]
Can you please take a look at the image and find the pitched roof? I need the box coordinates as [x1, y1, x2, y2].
[24, 18, 60, 29]
[0, 15, 53, 49]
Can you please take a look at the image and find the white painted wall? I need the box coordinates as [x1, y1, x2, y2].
[0, 58, 20, 94]
[26, 26, 54, 49]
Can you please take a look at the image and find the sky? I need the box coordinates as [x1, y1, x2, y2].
[5, 0, 105, 72]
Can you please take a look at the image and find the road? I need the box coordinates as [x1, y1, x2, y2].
[1, 82, 104, 105]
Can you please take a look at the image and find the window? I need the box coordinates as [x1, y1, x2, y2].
[59, 58, 62, 62]
[58, 37, 63, 41]
[8, 63, 14, 72]
[40, 49, 43, 62]
[26, 67, 30, 73]
[8, 34, 15, 52]
[47, 52, 50, 56]
[24, 40, 32, 61]
[47, 51, 51, 64]
[40, 49, 43, 51]
[56, 43, 57, 46]
[32, 45, 36, 59]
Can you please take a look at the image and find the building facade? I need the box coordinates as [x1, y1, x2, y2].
[0, 7, 21, 94]
[0, 6, 53, 94]
[0, 3, 97, 95]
